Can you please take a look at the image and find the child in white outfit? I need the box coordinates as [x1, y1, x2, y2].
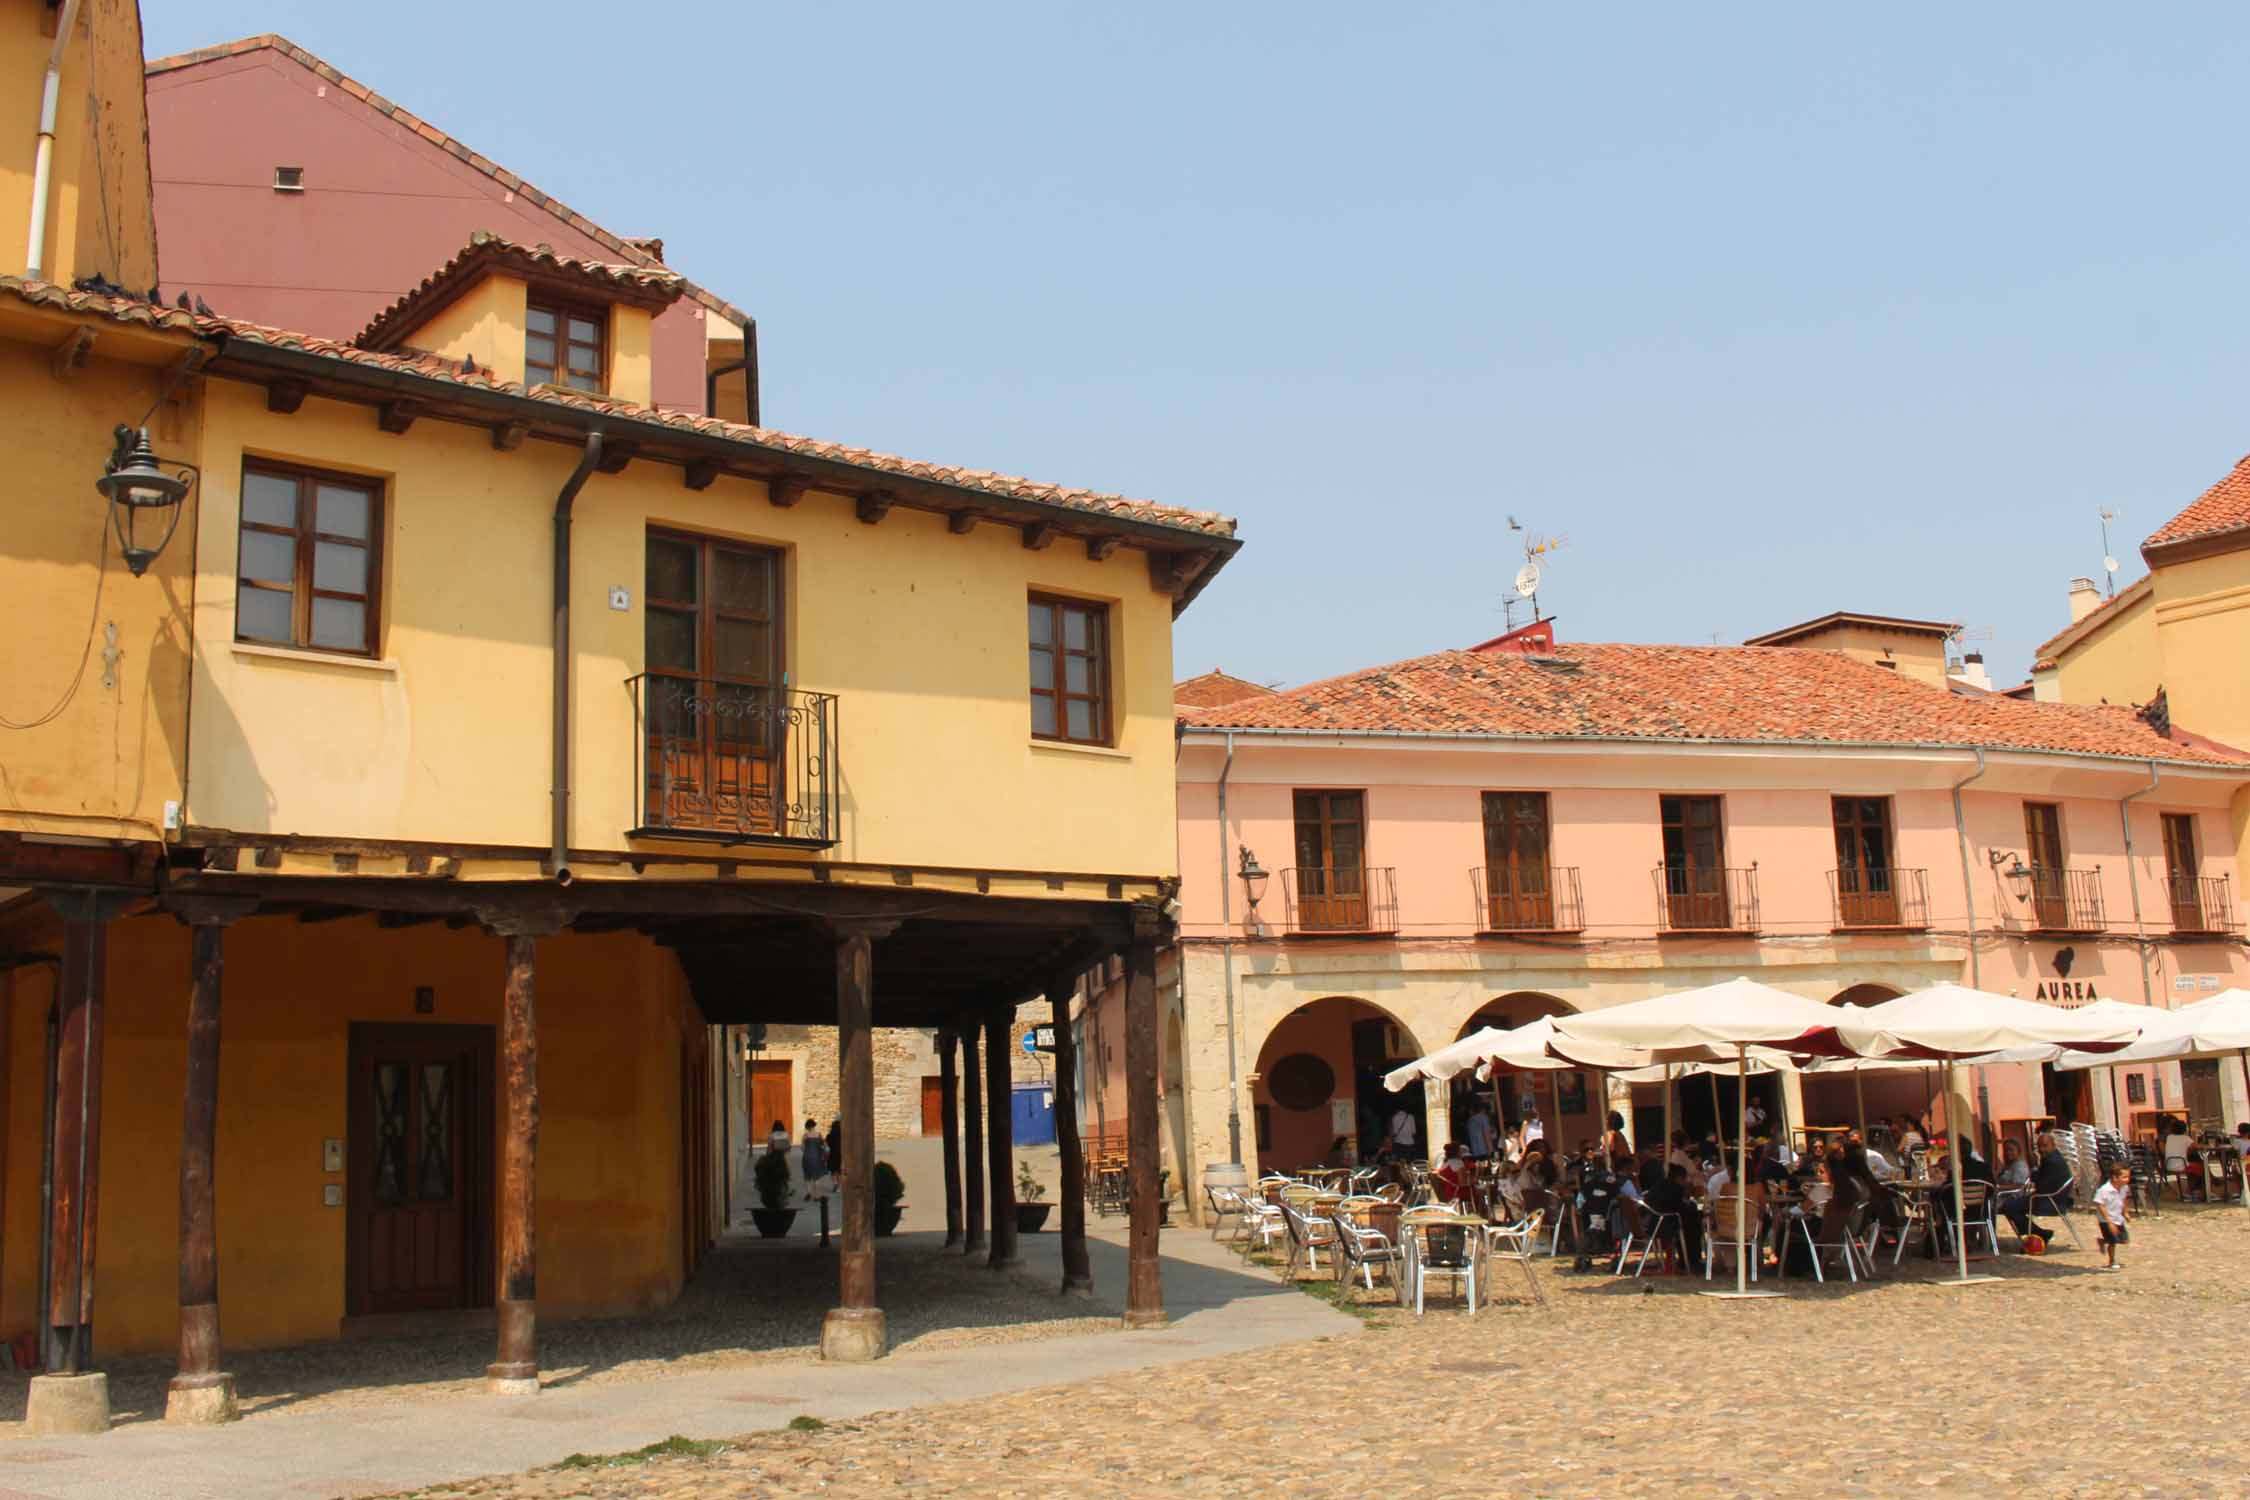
[2093, 1162, 2132, 1270]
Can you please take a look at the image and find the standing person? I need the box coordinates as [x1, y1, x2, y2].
[827, 1117, 844, 1183]
[1388, 1101, 1420, 1160]
[2094, 1162, 2133, 1270]
[1745, 1095, 1769, 1139]
[1604, 1111, 1632, 1162]
[1467, 1103, 1497, 1162]
[800, 1119, 833, 1249]
[767, 1118, 790, 1154]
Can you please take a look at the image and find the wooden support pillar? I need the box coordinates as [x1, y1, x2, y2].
[985, 1005, 1019, 1270]
[483, 914, 559, 1395]
[43, 890, 126, 1377]
[821, 918, 896, 1362]
[1123, 910, 1166, 1327]
[1049, 976, 1093, 1294]
[938, 1029, 963, 1249]
[959, 1019, 987, 1255]
[165, 896, 254, 1425]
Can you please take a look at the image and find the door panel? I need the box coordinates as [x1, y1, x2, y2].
[921, 1075, 944, 1135]
[645, 533, 784, 833]
[347, 1025, 493, 1318]
[747, 1059, 792, 1139]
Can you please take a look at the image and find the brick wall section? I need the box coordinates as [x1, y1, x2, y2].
[746, 1011, 1049, 1143]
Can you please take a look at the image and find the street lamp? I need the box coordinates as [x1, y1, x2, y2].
[94, 425, 194, 577]
[1237, 844, 1269, 933]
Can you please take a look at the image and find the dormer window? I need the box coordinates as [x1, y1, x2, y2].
[526, 302, 604, 392]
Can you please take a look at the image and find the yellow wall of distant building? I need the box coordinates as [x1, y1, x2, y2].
[407, 275, 528, 386]
[0, 0, 159, 287]
[2044, 587, 2158, 715]
[2149, 548, 2250, 753]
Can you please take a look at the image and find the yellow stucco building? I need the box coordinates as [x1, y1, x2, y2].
[0, 0, 1229, 1430]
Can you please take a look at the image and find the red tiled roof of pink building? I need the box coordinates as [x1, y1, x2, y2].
[1174, 670, 1277, 708]
[0, 277, 1234, 540]
[2143, 453, 2250, 550]
[1180, 643, 2246, 765]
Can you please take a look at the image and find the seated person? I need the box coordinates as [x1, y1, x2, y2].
[1997, 1138, 2032, 1188]
[1644, 1163, 1705, 1264]
[1432, 1143, 1469, 1202]
[2235, 1121, 2250, 1160]
[1753, 1142, 1791, 1188]
[2163, 1122, 2204, 1197]
[2000, 1131, 2074, 1239]
[1667, 1130, 1696, 1176]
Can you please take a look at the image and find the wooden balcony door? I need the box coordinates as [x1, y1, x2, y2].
[1482, 791, 1553, 928]
[1293, 790, 1368, 930]
[346, 1025, 493, 1317]
[2162, 813, 2202, 930]
[1660, 795, 1727, 928]
[645, 532, 783, 833]
[2023, 802, 2068, 928]
[1832, 796, 1898, 926]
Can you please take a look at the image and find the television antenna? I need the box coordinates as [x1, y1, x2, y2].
[2098, 508, 2122, 597]
[1503, 515, 1566, 625]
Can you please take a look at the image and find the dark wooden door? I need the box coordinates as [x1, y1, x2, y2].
[645, 532, 784, 834]
[1832, 796, 1898, 925]
[1661, 795, 1727, 928]
[2183, 1059, 2223, 1132]
[921, 1075, 945, 1135]
[2024, 803, 2068, 928]
[747, 1059, 792, 1140]
[346, 1025, 493, 1317]
[1292, 790, 1368, 930]
[2162, 813, 2202, 929]
[1481, 792, 1553, 928]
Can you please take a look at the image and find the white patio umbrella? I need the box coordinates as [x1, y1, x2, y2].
[2053, 991, 2250, 1206]
[1383, 1019, 1645, 1154]
[1551, 979, 1848, 1299]
[1835, 984, 2144, 1284]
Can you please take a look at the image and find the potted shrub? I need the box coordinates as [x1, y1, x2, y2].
[750, 1147, 797, 1238]
[1014, 1159, 1052, 1234]
[873, 1160, 907, 1237]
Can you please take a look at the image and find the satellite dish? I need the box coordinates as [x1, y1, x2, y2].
[2103, 555, 2120, 574]
[1513, 562, 1541, 599]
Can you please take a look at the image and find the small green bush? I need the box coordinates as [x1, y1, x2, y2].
[873, 1159, 905, 1211]
[754, 1146, 793, 1213]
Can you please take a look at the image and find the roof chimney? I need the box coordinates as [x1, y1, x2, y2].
[2067, 577, 2101, 623]
[1471, 618, 1556, 656]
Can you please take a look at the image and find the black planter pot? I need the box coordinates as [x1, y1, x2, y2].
[1014, 1202, 1053, 1234]
[875, 1204, 906, 1237]
[750, 1207, 797, 1238]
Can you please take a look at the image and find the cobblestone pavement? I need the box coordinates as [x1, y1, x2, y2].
[389, 1204, 2250, 1500]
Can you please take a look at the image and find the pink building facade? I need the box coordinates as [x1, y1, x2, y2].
[1081, 630, 2250, 1203]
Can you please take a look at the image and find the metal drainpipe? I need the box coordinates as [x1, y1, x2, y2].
[2120, 759, 2162, 1008]
[1214, 731, 1243, 1166]
[24, 0, 82, 279]
[550, 432, 605, 882]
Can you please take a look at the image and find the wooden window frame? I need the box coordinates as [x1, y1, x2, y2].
[1481, 791, 1555, 928]
[1831, 795, 1899, 925]
[526, 299, 608, 393]
[1028, 592, 1112, 746]
[235, 457, 383, 658]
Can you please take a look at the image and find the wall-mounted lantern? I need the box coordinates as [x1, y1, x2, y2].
[94, 425, 195, 577]
[1237, 843, 1270, 932]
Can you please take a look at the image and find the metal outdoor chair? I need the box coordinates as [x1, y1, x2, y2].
[1400, 1208, 1483, 1314]
[2126, 1146, 2162, 1216]
[1790, 1200, 1873, 1284]
[1331, 1212, 1402, 1303]
[1280, 1195, 1338, 1278]
[1703, 1192, 1759, 1283]
[1205, 1184, 1246, 1240]
[1615, 1200, 1688, 1278]
[1483, 1210, 1547, 1306]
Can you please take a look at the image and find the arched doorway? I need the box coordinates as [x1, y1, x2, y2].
[1446, 993, 1590, 1156]
[1802, 983, 1920, 1137]
[1251, 998, 1425, 1174]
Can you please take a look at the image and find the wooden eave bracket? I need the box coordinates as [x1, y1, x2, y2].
[1021, 521, 1056, 551]
[1085, 534, 1122, 562]
[948, 510, 981, 536]
[768, 477, 809, 508]
[51, 327, 95, 380]
[1149, 549, 1214, 598]
[595, 441, 638, 474]
[683, 459, 722, 491]
[491, 420, 528, 451]
[377, 399, 424, 434]
[266, 377, 310, 414]
[856, 491, 895, 525]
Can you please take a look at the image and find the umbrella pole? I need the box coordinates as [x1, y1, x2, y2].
[1853, 1068, 1868, 1139]
[1939, 1058, 1996, 1286]
[2108, 1065, 2122, 1136]
[1736, 1047, 1750, 1296]
[1663, 1066, 1676, 1166]
[1711, 1073, 1725, 1153]
[2240, 1050, 2250, 1209]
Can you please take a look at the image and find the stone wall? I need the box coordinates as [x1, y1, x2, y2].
[742, 1007, 1058, 1148]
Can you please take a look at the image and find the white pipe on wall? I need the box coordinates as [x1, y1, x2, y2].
[25, 0, 84, 280]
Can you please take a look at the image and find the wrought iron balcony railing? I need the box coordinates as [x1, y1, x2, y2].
[628, 674, 839, 848]
[1653, 864, 1759, 932]
[2024, 865, 2104, 932]
[1279, 866, 1398, 935]
[1828, 866, 1930, 929]
[2166, 873, 2235, 935]
[1472, 865, 1585, 932]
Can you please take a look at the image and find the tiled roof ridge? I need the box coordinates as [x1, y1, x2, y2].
[5, 275, 1234, 540]
[1176, 640, 2245, 766]
[143, 34, 754, 334]
[2142, 452, 2250, 552]
[2031, 573, 2152, 660]
[355, 231, 686, 349]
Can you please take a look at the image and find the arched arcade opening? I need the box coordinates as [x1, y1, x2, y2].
[1251, 998, 1426, 1173]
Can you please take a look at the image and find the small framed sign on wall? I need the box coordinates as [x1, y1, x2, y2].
[2125, 1073, 2147, 1104]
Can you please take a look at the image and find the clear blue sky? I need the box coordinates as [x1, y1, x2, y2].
[146, 4, 2250, 691]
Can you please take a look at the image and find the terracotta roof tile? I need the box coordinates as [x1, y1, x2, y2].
[2031, 574, 2151, 660]
[3, 276, 1234, 541]
[1180, 642, 2245, 765]
[144, 35, 755, 336]
[2143, 453, 2250, 551]
[1174, 670, 1278, 708]
[356, 231, 685, 351]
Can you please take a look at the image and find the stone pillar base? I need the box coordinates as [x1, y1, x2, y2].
[819, 1306, 887, 1362]
[26, 1372, 111, 1434]
[164, 1371, 238, 1425]
[1122, 1308, 1169, 1330]
[1060, 1275, 1095, 1298]
[485, 1361, 539, 1397]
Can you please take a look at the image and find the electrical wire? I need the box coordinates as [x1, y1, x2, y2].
[0, 521, 108, 731]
